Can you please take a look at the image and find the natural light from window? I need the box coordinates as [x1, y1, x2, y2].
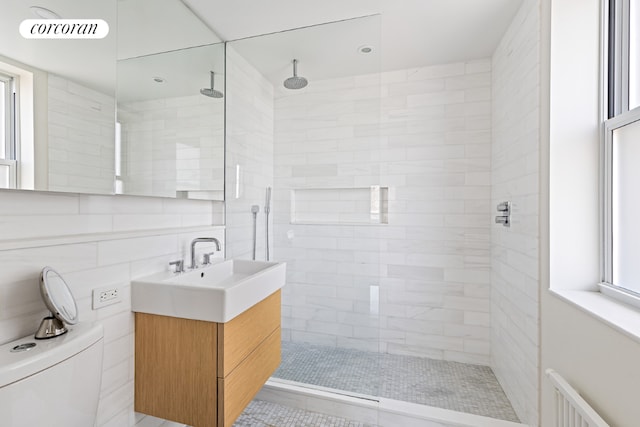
[0, 79, 6, 159]
[600, 0, 640, 306]
[612, 119, 640, 294]
[630, 0, 640, 109]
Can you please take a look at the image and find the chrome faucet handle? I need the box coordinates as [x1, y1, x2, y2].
[169, 260, 184, 273]
[202, 252, 215, 265]
[190, 237, 222, 269]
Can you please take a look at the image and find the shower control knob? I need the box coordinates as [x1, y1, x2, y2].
[497, 202, 510, 212]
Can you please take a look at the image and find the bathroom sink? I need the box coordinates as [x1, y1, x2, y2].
[131, 259, 286, 323]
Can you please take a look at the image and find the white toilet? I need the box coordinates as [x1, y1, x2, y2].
[0, 323, 104, 427]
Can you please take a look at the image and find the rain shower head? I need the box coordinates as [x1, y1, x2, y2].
[200, 71, 223, 98]
[283, 59, 308, 90]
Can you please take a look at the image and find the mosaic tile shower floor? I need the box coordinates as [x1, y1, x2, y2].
[273, 341, 519, 422]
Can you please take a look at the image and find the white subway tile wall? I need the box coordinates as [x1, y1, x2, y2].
[274, 59, 493, 364]
[118, 94, 224, 198]
[225, 46, 275, 260]
[0, 189, 222, 427]
[491, 0, 540, 425]
[48, 75, 116, 194]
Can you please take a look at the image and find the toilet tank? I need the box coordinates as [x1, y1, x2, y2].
[0, 323, 104, 427]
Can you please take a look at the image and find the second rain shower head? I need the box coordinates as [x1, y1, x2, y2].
[200, 71, 224, 98]
[283, 59, 308, 90]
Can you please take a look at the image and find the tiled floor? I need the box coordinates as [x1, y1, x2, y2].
[134, 399, 372, 427]
[273, 341, 520, 422]
[233, 400, 374, 427]
[134, 412, 185, 427]
[135, 341, 519, 426]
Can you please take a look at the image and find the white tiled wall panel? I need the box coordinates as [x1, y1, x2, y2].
[48, 75, 116, 194]
[118, 94, 224, 198]
[491, 0, 540, 425]
[225, 46, 275, 260]
[0, 189, 222, 427]
[274, 60, 493, 364]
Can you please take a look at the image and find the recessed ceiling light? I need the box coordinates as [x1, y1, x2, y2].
[152, 77, 165, 83]
[358, 45, 374, 54]
[29, 6, 62, 19]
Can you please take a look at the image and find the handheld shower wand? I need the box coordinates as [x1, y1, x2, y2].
[251, 205, 259, 260]
[265, 187, 272, 261]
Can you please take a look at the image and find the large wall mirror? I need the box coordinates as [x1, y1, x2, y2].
[0, 0, 225, 200]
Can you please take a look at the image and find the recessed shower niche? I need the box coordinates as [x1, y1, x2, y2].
[290, 186, 389, 225]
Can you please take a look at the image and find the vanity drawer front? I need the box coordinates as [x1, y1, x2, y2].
[135, 313, 217, 427]
[217, 290, 281, 377]
[217, 327, 281, 427]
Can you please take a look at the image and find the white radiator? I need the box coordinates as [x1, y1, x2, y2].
[546, 369, 610, 427]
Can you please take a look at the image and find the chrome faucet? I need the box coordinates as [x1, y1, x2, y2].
[190, 237, 221, 269]
[169, 259, 185, 273]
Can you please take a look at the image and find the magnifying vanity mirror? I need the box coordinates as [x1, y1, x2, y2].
[35, 266, 78, 339]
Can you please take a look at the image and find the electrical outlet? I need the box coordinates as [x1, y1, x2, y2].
[100, 288, 118, 301]
[92, 285, 122, 309]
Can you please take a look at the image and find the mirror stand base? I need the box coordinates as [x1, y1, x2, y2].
[34, 315, 68, 340]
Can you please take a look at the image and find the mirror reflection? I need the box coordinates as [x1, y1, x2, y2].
[0, 0, 117, 193]
[0, 0, 225, 200]
[117, 43, 225, 200]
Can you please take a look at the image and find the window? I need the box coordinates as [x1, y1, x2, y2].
[0, 71, 17, 189]
[630, 0, 640, 109]
[0, 72, 15, 159]
[609, 0, 640, 114]
[601, 0, 640, 306]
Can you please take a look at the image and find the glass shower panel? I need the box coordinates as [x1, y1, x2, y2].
[227, 15, 383, 400]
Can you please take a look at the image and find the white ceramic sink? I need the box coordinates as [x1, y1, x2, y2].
[131, 259, 286, 323]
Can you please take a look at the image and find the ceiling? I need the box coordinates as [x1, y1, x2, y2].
[0, 0, 524, 99]
[117, 0, 221, 60]
[118, 43, 224, 103]
[229, 16, 382, 95]
[185, 0, 525, 72]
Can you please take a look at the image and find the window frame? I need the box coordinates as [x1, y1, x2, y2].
[600, 0, 640, 309]
[0, 71, 17, 189]
[600, 109, 640, 309]
[0, 71, 16, 161]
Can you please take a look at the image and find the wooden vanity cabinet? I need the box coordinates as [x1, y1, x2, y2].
[134, 290, 281, 427]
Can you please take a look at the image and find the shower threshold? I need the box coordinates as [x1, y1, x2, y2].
[271, 341, 521, 423]
[258, 379, 526, 427]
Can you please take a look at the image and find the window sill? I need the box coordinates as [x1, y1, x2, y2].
[550, 289, 640, 344]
